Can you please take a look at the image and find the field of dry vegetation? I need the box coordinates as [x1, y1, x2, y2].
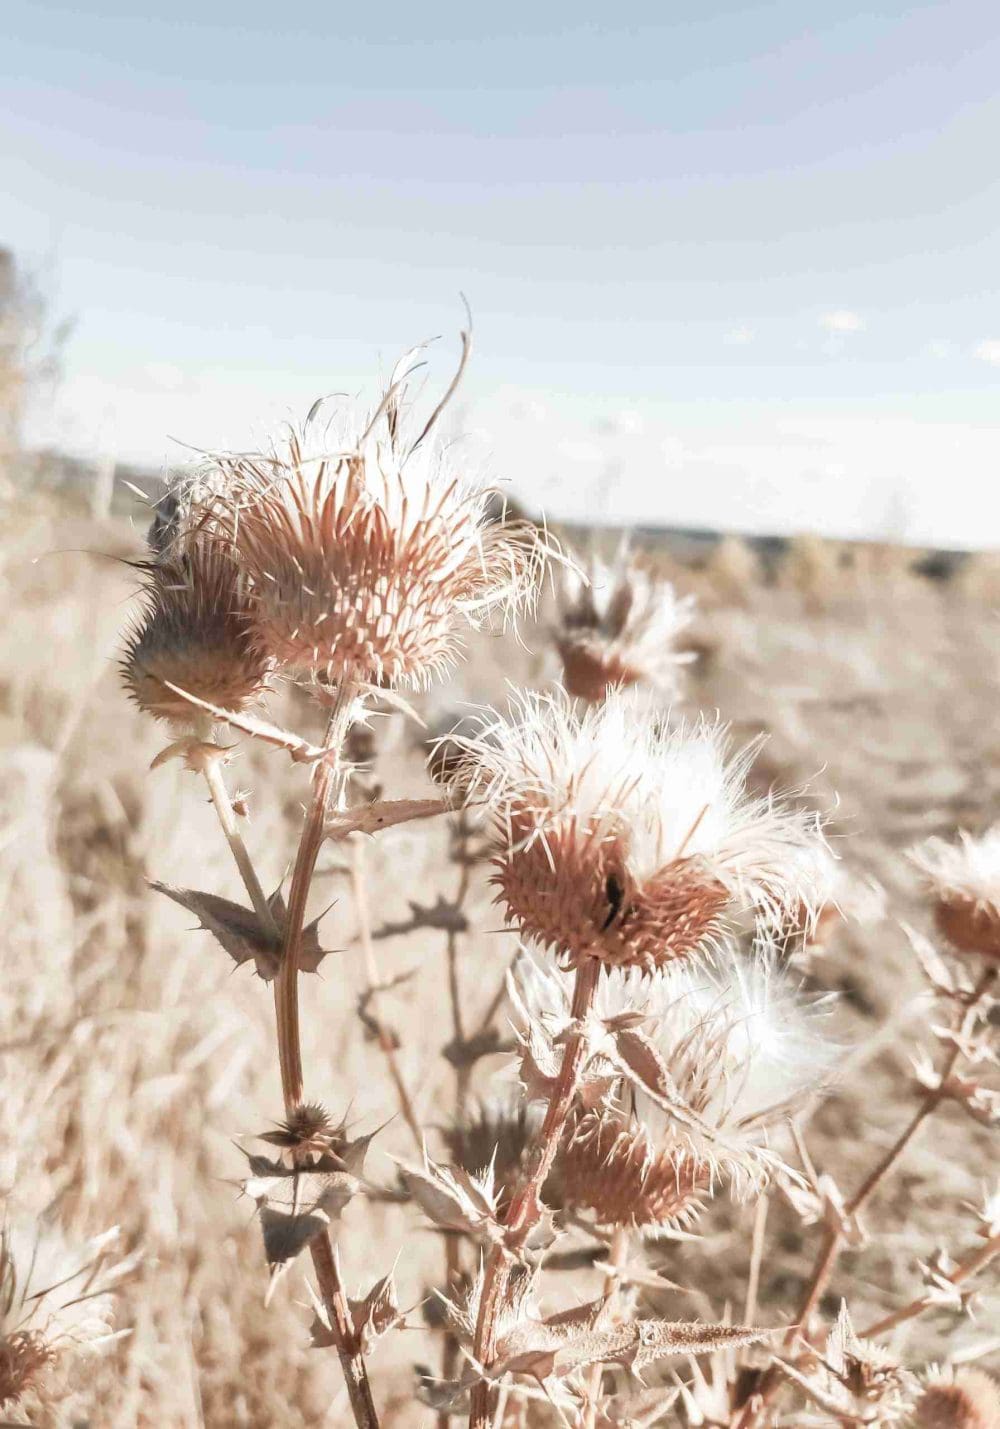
[2, 429, 999, 1426]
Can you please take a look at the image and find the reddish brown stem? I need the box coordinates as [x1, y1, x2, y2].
[860, 1230, 1000, 1338]
[202, 727, 380, 1428]
[438, 830, 474, 1429]
[274, 680, 380, 1429]
[786, 965, 996, 1347]
[468, 956, 601, 1428]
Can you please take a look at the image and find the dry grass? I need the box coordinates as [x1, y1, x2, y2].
[2, 493, 999, 1424]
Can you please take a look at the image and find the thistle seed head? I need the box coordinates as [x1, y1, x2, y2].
[449, 690, 829, 970]
[635, 946, 837, 1179]
[555, 543, 696, 703]
[200, 368, 548, 688]
[910, 828, 1000, 962]
[554, 1110, 710, 1228]
[0, 1222, 128, 1405]
[121, 542, 271, 727]
[913, 1370, 1000, 1429]
[513, 942, 836, 1194]
[0, 1330, 53, 1407]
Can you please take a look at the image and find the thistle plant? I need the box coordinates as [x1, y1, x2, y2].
[113, 338, 1000, 1427]
[119, 335, 548, 1428]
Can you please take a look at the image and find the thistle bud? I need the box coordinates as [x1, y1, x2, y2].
[555, 544, 696, 704]
[121, 543, 271, 727]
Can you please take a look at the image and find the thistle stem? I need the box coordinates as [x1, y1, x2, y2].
[279, 680, 382, 1429]
[860, 1230, 1000, 1338]
[198, 751, 289, 1086]
[198, 734, 379, 1427]
[468, 956, 601, 1429]
[285, 681, 382, 1429]
[439, 827, 475, 1429]
[275, 678, 358, 1110]
[786, 964, 996, 1347]
[200, 753, 279, 937]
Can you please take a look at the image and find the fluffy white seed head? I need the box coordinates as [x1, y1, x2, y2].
[512, 941, 836, 1194]
[910, 827, 1000, 961]
[0, 1222, 129, 1406]
[450, 689, 829, 969]
[555, 541, 697, 703]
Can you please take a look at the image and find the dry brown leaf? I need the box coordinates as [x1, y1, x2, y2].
[324, 797, 447, 840]
[149, 882, 337, 979]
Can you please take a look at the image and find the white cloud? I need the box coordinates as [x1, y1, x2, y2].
[974, 340, 1000, 366]
[924, 340, 957, 360]
[820, 310, 865, 334]
[724, 326, 754, 346]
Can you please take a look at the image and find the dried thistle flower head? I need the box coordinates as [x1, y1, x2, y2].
[0, 1222, 129, 1406]
[555, 542, 696, 703]
[513, 942, 835, 1195]
[554, 1109, 710, 1228]
[450, 690, 828, 970]
[913, 1369, 1000, 1429]
[779, 1302, 912, 1425]
[121, 541, 271, 726]
[910, 828, 1000, 961]
[203, 352, 546, 689]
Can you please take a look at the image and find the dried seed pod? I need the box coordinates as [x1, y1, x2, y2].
[203, 364, 548, 687]
[913, 1369, 1000, 1429]
[449, 690, 828, 970]
[934, 897, 1000, 962]
[0, 1222, 130, 1406]
[554, 1110, 709, 1228]
[910, 828, 1000, 962]
[0, 1329, 54, 1408]
[555, 542, 696, 704]
[121, 543, 270, 727]
[513, 942, 836, 1194]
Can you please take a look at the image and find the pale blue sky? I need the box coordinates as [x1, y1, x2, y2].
[4, 1, 1000, 544]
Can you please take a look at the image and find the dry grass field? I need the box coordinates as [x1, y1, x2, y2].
[2, 486, 999, 1426]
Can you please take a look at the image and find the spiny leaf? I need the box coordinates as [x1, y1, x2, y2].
[397, 1155, 500, 1237]
[349, 1274, 404, 1353]
[493, 1315, 773, 1383]
[240, 1151, 363, 1269]
[324, 797, 448, 840]
[149, 882, 337, 980]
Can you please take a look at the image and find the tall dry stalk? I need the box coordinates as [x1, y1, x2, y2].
[117, 333, 548, 1425]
